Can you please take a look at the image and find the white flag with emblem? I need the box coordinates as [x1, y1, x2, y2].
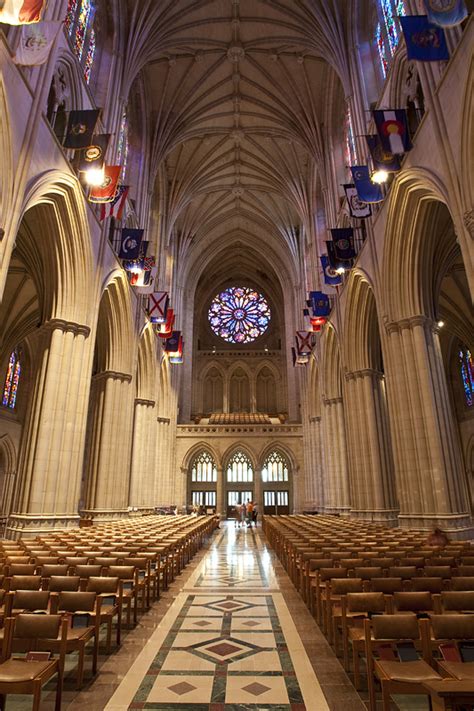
[13, 21, 61, 65]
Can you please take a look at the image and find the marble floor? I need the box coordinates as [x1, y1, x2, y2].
[4, 523, 430, 710]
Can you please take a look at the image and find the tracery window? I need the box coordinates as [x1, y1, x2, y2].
[191, 451, 217, 483]
[64, 0, 96, 83]
[459, 348, 474, 408]
[226, 451, 254, 483]
[117, 109, 130, 178]
[2, 351, 21, 410]
[344, 105, 357, 168]
[375, 0, 406, 78]
[208, 287, 271, 344]
[262, 451, 289, 483]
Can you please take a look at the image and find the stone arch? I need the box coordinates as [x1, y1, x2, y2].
[320, 324, 343, 401]
[258, 442, 296, 473]
[0, 434, 17, 518]
[307, 356, 321, 419]
[136, 325, 157, 401]
[13, 171, 94, 325]
[460, 54, 474, 211]
[0, 79, 13, 224]
[182, 442, 221, 473]
[343, 271, 382, 373]
[95, 273, 135, 376]
[228, 362, 251, 413]
[382, 170, 456, 322]
[255, 363, 278, 414]
[222, 444, 257, 475]
[200, 363, 224, 415]
[45, 52, 83, 136]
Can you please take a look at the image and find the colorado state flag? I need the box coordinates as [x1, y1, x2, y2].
[400, 15, 449, 62]
[372, 110, 412, 155]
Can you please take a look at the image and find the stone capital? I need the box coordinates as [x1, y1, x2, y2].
[322, 396, 343, 406]
[385, 314, 436, 335]
[309, 416, 321, 423]
[345, 368, 384, 382]
[157, 416, 171, 424]
[42, 319, 91, 338]
[135, 398, 155, 408]
[93, 370, 132, 383]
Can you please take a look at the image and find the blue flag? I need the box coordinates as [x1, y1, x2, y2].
[423, 0, 467, 27]
[372, 111, 412, 154]
[119, 229, 144, 259]
[351, 166, 384, 204]
[366, 135, 401, 172]
[400, 15, 449, 61]
[165, 331, 182, 353]
[309, 291, 330, 317]
[330, 228, 356, 262]
[320, 255, 342, 286]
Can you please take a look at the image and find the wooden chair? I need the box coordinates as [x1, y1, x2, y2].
[5, 576, 41, 592]
[364, 615, 441, 711]
[430, 614, 474, 682]
[341, 592, 387, 687]
[0, 614, 68, 711]
[86, 577, 123, 653]
[440, 591, 474, 614]
[48, 576, 81, 593]
[50, 591, 101, 687]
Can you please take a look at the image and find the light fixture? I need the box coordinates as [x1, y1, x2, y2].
[85, 166, 105, 186]
[371, 169, 389, 184]
[335, 266, 346, 275]
[264, 345, 269, 353]
[437, 320, 445, 328]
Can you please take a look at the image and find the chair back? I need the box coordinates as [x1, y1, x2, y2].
[452, 577, 474, 591]
[370, 578, 403, 594]
[440, 591, 474, 612]
[431, 614, 474, 640]
[372, 614, 420, 640]
[8, 575, 41, 591]
[48, 575, 81, 592]
[56, 591, 97, 613]
[12, 590, 50, 612]
[411, 577, 443, 593]
[346, 592, 386, 613]
[393, 591, 434, 612]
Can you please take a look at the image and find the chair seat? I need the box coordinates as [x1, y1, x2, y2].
[0, 658, 56, 682]
[439, 661, 474, 681]
[348, 627, 365, 641]
[376, 660, 442, 683]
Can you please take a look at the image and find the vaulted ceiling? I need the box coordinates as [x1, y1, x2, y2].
[123, 0, 352, 280]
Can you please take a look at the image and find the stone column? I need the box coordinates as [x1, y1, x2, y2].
[82, 370, 134, 521]
[385, 316, 472, 537]
[321, 397, 351, 515]
[154, 418, 170, 505]
[253, 465, 262, 515]
[8, 319, 92, 536]
[216, 467, 226, 520]
[129, 399, 156, 511]
[344, 370, 398, 525]
[307, 416, 324, 511]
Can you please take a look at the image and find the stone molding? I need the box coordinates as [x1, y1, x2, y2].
[309, 416, 321, 423]
[43, 319, 91, 338]
[345, 368, 384, 382]
[93, 370, 132, 383]
[322, 396, 343, 406]
[385, 314, 438, 335]
[157, 416, 171, 424]
[135, 398, 156, 407]
[177, 424, 301, 435]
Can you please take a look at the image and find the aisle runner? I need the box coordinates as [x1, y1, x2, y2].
[105, 527, 329, 710]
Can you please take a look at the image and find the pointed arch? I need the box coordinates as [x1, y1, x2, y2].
[343, 271, 383, 373]
[95, 273, 134, 375]
[320, 324, 343, 400]
[136, 324, 157, 400]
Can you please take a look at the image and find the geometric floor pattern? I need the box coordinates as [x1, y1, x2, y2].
[105, 524, 329, 710]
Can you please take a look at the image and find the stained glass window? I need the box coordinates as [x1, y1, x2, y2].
[65, 0, 78, 35]
[262, 451, 289, 482]
[375, 0, 405, 77]
[344, 105, 357, 168]
[2, 351, 21, 410]
[84, 28, 95, 83]
[64, 0, 96, 83]
[208, 287, 271, 344]
[227, 451, 254, 483]
[191, 451, 217, 483]
[117, 109, 129, 176]
[459, 348, 474, 407]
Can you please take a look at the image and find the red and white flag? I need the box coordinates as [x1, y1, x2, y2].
[99, 185, 129, 221]
[0, 0, 47, 24]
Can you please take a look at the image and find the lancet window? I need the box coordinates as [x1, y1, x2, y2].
[2, 351, 21, 410]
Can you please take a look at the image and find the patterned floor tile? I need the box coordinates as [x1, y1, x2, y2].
[225, 674, 290, 704]
[147, 673, 214, 703]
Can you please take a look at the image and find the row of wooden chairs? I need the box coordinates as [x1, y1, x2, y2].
[263, 515, 474, 709]
[0, 514, 218, 708]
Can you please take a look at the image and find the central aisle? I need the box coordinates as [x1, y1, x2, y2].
[105, 522, 331, 710]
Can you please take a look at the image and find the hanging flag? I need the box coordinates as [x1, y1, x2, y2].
[169, 337, 184, 363]
[143, 256, 155, 271]
[372, 111, 412, 155]
[130, 269, 152, 287]
[156, 309, 175, 338]
[63, 109, 100, 150]
[13, 20, 61, 64]
[309, 291, 330, 317]
[302, 308, 313, 332]
[330, 228, 356, 262]
[366, 135, 401, 172]
[165, 330, 182, 353]
[147, 292, 169, 324]
[351, 166, 384, 204]
[295, 330, 314, 356]
[423, 0, 467, 26]
[343, 184, 372, 219]
[400, 15, 449, 61]
[78, 134, 110, 172]
[320, 255, 342, 286]
[0, 0, 47, 24]
[311, 316, 326, 331]
[135, 266, 157, 294]
[326, 241, 352, 272]
[291, 347, 307, 366]
[100, 185, 129, 221]
[89, 165, 121, 203]
[118, 228, 144, 260]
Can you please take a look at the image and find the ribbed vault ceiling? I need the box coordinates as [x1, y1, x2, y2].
[125, 0, 350, 276]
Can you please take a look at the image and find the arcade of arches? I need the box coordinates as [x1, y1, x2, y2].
[0, 0, 472, 538]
